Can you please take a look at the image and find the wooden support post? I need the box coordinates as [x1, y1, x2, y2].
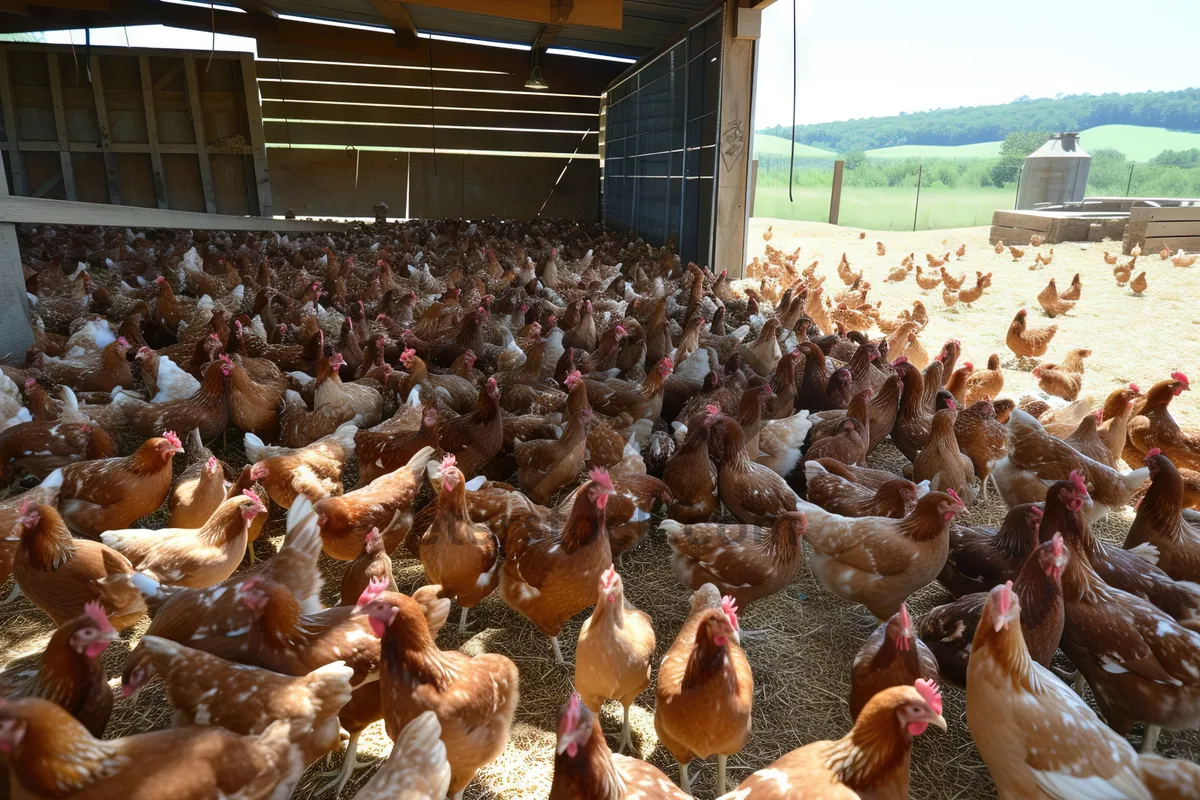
[0, 50, 25, 196]
[829, 159, 844, 225]
[88, 55, 121, 205]
[183, 55, 216, 214]
[138, 55, 168, 209]
[713, 0, 756, 279]
[239, 54, 272, 217]
[749, 157, 758, 216]
[45, 52, 77, 201]
[0, 151, 34, 360]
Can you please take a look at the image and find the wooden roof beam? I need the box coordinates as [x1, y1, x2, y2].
[404, 0, 618, 30]
[365, 0, 419, 48]
[226, 0, 277, 17]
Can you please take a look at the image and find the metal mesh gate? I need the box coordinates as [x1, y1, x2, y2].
[601, 9, 723, 267]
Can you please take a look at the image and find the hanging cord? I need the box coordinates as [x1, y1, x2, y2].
[348, 146, 360, 216]
[788, 0, 796, 203]
[427, 35, 437, 176]
[206, 0, 216, 72]
[84, 28, 91, 83]
[537, 127, 592, 217]
[68, 29, 78, 82]
[276, 57, 292, 148]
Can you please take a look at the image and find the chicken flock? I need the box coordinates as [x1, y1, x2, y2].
[0, 219, 1198, 800]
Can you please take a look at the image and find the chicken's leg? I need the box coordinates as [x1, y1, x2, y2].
[551, 635, 565, 665]
[618, 704, 633, 754]
[458, 607, 469, 635]
[717, 754, 728, 795]
[316, 731, 374, 796]
[677, 761, 692, 795]
[245, 540, 257, 566]
[0, 582, 20, 606]
[1141, 724, 1162, 754]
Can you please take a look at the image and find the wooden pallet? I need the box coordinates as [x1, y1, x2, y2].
[1123, 205, 1200, 254]
[989, 209, 1122, 245]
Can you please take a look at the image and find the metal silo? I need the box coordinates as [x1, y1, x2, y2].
[1016, 133, 1091, 210]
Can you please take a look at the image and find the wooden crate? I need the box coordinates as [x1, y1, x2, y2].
[1123, 205, 1200, 254]
[989, 209, 1113, 245]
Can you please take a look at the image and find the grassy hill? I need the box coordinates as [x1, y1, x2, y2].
[757, 125, 1200, 163]
[752, 134, 834, 159]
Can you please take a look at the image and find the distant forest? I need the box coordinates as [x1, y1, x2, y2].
[757, 88, 1200, 152]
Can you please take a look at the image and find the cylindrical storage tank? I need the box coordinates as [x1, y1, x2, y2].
[1015, 133, 1091, 210]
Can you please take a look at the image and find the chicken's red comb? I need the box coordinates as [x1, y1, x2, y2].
[209, 332, 221, 341]
[721, 596, 740, 629]
[1129, 383, 1141, 393]
[660, 357, 673, 372]
[892, 355, 909, 365]
[1146, 447, 1162, 459]
[440, 453, 457, 473]
[600, 566, 619, 590]
[365, 527, 382, 545]
[83, 600, 114, 633]
[162, 431, 182, 450]
[356, 576, 389, 608]
[946, 397, 958, 410]
[706, 404, 721, 416]
[899, 603, 911, 630]
[206, 456, 218, 471]
[1069, 470, 1089, 497]
[242, 489, 262, 506]
[1171, 371, 1190, 387]
[615, 325, 626, 336]
[23, 378, 34, 389]
[564, 692, 582, 733]
[914, 679, 942, 715]
[400, 348, 416, 361]
[565, 370, 583, 389]
[1094, 410, 1103, 422]
[116, 336, 129, 348]
[1029, 505, 1044, 523]
[589, 467, 613, 492]
[963, 362, 973, 370]
[946, 488, 963, 506]
[1051, 531, 1065, 559]
[238, 574, 264, 592]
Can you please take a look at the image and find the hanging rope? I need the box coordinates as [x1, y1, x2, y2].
[427, 35, 438, 177]
[536, 128, 592, 217]
[276, 58, 292, 148]
[788, 0, 797, 203]
[206, 0, 216, 73]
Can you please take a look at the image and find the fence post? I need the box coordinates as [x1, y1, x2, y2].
[912, 163, 923, 231]
[829, 159, 844, 225]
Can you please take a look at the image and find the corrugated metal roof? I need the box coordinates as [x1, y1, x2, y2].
[265, 0, 716, 59]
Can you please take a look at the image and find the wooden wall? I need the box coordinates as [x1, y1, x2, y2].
[0, 43, 270, 216]
[257, 41, 621, 222]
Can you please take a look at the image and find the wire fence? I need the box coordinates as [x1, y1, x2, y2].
[750, 152, 1200, 231]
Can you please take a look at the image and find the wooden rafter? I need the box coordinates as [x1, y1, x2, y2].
[404, 0, 615, 29]
[226, 0, 277, 16]
[365, 0, 419, 48]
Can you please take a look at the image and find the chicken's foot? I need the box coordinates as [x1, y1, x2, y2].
[617, 704, 633, 754]
[677, 760, 692, 795]
[316, 731, 374, 796]
[0, 581, 20, 606]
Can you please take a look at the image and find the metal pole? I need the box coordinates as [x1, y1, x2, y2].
[912, 164, 923, 232]
[1125, 163, 1135, 196]
[1013, 164, 1022, 209]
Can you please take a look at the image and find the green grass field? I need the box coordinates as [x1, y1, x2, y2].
[755, 125, 1200, 163]
[752, 184, 1014, 231]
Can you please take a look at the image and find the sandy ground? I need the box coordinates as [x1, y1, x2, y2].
[746, 218, 1200, 425]
[1, 219, 1198, 800]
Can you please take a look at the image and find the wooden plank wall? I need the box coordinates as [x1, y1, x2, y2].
[257, 41, 621, 221]
[0, 43, 269, 216]
[1123, 205, 1200, 255]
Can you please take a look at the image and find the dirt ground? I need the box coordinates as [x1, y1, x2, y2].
[746, 218, 1200, 426]
[1, 219, 1198, 800]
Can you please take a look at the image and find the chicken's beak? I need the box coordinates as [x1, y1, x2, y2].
[929, 712, 947, 731]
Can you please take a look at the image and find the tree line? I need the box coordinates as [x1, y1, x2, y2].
[758, 88, 1200, 151]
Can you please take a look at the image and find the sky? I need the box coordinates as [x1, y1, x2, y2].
[754, 0, 1200, 129]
